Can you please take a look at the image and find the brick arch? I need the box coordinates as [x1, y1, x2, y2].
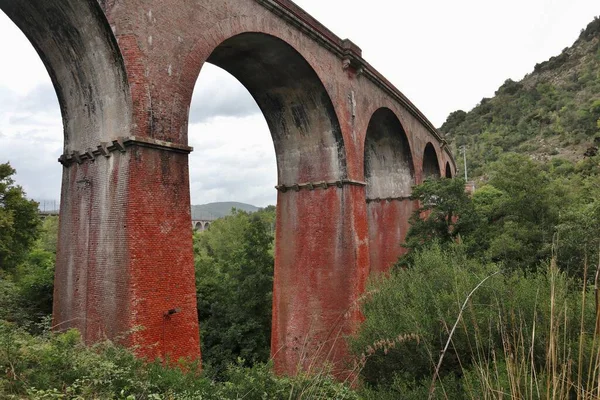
[187, 32, 346, 186]
[185, 31, 351, 376]
[364, 108, 417, 274]
[0, 0, 132, 151]
[364, 108, 415, 199]
[351, 95, 450, 185]
[445, 162, 453, 178]
[0, 0, 136, 345]
[423, 142, 442, 180]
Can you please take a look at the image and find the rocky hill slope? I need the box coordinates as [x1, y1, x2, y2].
[441, 17, 600, 177]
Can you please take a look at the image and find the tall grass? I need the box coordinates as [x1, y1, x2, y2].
[459, 257, 600, 399]
[352, 244, 600, 399]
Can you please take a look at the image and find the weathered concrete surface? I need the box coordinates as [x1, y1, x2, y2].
[273, 185, 369, 377]
[1, 0, 456, 377]
[367, 199, 416, 274]
[364, 108, 416, 274]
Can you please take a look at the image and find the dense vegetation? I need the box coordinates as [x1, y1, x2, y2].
[0, 163, 42, 272]
[0, 163, 54, 331]
[399, 153, 600, 277]
[353, 244, 599, 399]
[0, 163, 358, 398]
[441, 17, 600, 178]
[194, 207, 275, 378]
[0, 324, 358, 399]
[352, 155, 600, 397]
[3, 16, 600, 399]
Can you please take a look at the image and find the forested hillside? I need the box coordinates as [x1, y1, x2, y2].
[191, 202, 260, 219]
[441, 17, 600, 178]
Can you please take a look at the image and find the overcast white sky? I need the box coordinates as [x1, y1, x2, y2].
[0, 1, 597, 207]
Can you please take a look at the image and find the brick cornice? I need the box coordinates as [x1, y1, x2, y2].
[275, 179, 366, 193]
[58, 136, 193, 167]
[366, 196, 412, 204]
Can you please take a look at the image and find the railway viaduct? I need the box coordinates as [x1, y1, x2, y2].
[0, 0, 455, 377]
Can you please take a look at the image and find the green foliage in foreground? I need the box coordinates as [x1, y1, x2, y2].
[353, 244, 599, 399]
[400, 177, 477, 265]
[0, 322, 358, 399]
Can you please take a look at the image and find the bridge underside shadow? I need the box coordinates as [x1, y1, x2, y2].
[365, 108, 416, 275]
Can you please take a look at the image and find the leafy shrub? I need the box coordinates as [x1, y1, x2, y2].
[351, 244, 596, 398]
[0, 321, 357, 399]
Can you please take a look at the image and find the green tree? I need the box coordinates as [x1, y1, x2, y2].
[1, 217, 57, 329]
[400, 178, 477, 265]
[482, 154, 558, 271]
[15, 247, 55, 324]
[552, 172, 600, 278]
[36, 215, 58, 255]
[233, 214, 275, 362]
[401, 154, 567, 273]
[194, 208, 275, 378]
[0, 163, 41, 272]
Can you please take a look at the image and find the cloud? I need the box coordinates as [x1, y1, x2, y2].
[16, 84, 59, 114]
[0, 86, 17, 109]
[0, 83, 61, 135]
[0, 130, 62, 201]
[6, 84, 61, 128]
[188, 114, 277, 207]
[0, 12, 52, 95]
[189, 64, 261, 124]
[0, 83, 63, 201]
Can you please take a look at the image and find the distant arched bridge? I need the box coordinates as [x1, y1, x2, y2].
[0, 0, 455, 378]
[191, 210, 217, 232]
[192, 220, 212, 232]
